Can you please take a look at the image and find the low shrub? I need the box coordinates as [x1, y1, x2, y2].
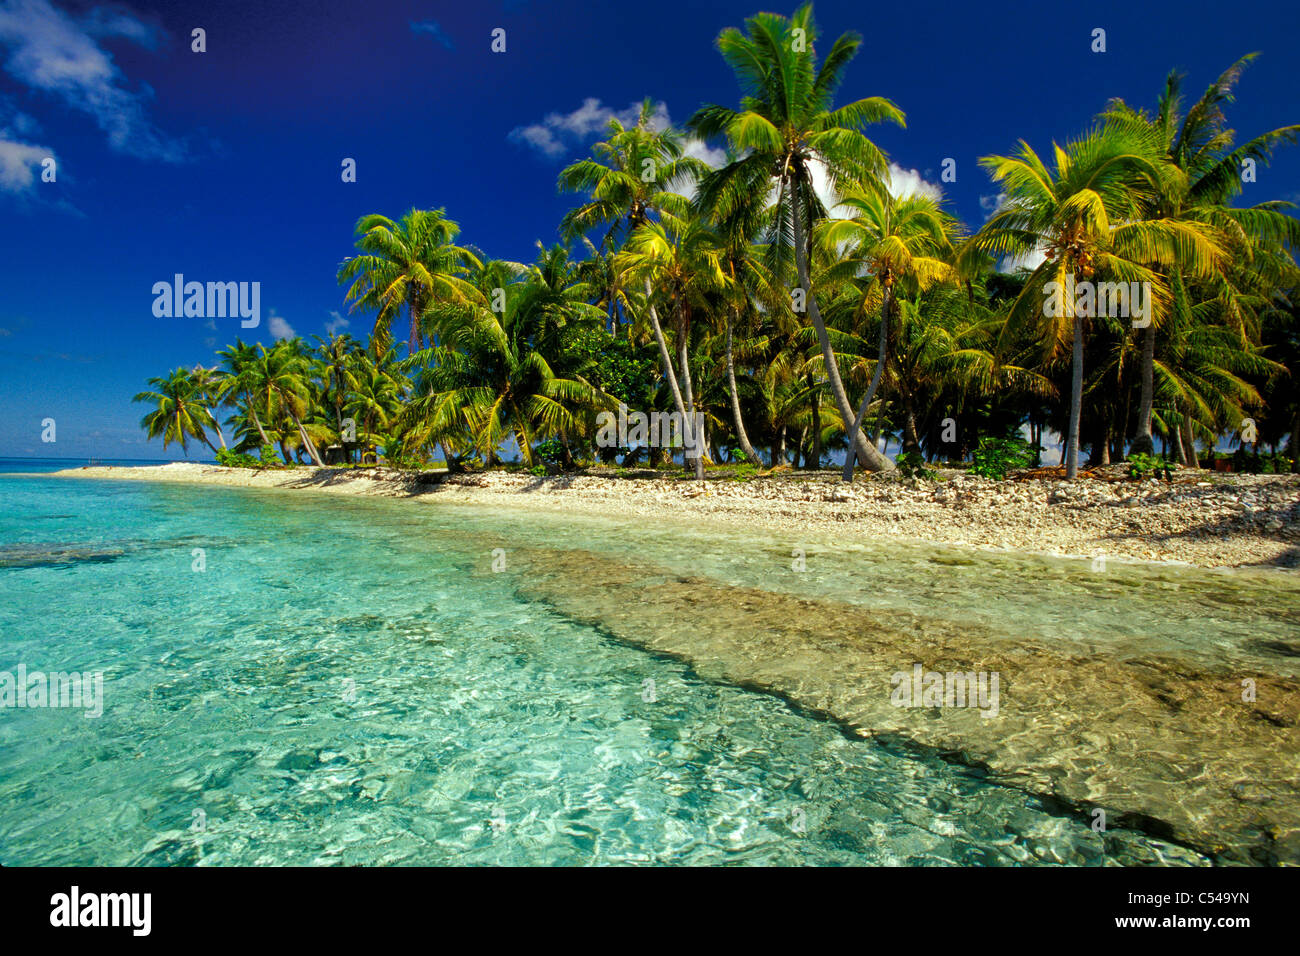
[970, 434, 1034, 480]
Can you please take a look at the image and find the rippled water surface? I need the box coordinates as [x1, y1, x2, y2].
[5, 467, 1290, 865]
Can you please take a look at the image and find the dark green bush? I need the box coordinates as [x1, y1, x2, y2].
[970, 434, 1034, 480]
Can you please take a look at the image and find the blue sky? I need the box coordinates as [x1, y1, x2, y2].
[1, 0, 1297, 459]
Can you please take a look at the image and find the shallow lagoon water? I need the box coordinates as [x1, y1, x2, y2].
[4, 470, 1288, 864]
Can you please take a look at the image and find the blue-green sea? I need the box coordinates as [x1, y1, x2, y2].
[1, 459, 1293, 865]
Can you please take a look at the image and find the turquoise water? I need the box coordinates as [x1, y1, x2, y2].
[0, 468, 1256, 865]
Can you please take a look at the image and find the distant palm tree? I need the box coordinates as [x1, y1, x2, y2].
[819, 191, 957, 479]
[616, 216, 726, 476]
[558, 99, 711, 477]
[338, 209, 483, 354]
[1101, 54, 1300, 455]
[216, 340, 273, 448]
[403, 268, 611, 467]
[248, 341, 327, 466]
[690, 3, 904, 473]
[134, 368, 222, 455]
[970, 127, 1223, 477]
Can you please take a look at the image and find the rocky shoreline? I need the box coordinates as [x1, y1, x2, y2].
[43, 462, 1300, 570]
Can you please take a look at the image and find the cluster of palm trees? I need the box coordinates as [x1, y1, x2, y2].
[137, 5, 1299, 481]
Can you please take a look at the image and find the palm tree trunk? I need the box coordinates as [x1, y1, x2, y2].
[842, 285, 892, 481]
[248, 397, 272, 447]
[811, 399, 822, 469]
[1130, 322, 1156, 456]
[725, 313, 759, 464]
[1065, 315, 1084, 479]
[290, 411, 326, 467]
[1291, 408, 1300, 473]
[641, 278, 701, 480]
[1182, 416, 1200, 469]
[789, 180, 892, 477]
[676, 306, 703, 479]
[902, 400, 920, 454]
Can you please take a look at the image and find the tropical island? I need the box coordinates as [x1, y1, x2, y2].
[105, 7, 1300, 570]
[15, 3, 1300, 869]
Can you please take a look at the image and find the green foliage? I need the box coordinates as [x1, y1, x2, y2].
[216, 448, 262, 469]
[528, 464, 547, 477]
[1127, 452, 1169, 478]
[533, 438, 566, 466]
[970, 434, 1034, 480]
[894, 451, 936, 479]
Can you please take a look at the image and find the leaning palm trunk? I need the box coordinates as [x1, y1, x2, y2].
[248, 397, 272, 448]
[1065, 315, 1084, 479]
[843, 285, 892, 481]
[1130, 323, 1157, 457]
[725, 313, 759, 464]
[290, 410, 326, 467]
[789, 183, 892, 476]
[675, 306, 704, 479]
[642, 278, 702, 480]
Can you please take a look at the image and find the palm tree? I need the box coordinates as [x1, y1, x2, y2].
[615, 216, 727, 476]
[134, 368, 222, 455]
[1101, 54, 1300, 455]
[337, 209, 483, 355]
[970, 126, 1224, 477]
[558, 99, 711, 478]
[689, 4, 904, 473]
[819, 190, 958, 479]
[216, 340, 273, 449]
[402, 268, 612, 467]
[247, 341, 327, 466]
[314, 332, 363, 460]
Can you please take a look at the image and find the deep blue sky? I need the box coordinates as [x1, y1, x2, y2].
[1, 0, 1298, 459]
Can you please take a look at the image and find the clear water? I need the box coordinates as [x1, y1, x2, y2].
[5, 466, 1284, 865]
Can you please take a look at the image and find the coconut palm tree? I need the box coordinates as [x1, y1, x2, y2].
[969, 126, 1224, 477]
[247, 341, 327, 466]
[216, 340, 274, 449]
[558, 99, 711, 477]
[402, 268, 612, 467]
[1101, 54, 1300, 455]
[134, 368, 223, 455]
[689, 4, 904, 473]
[338, 208, 483, 355]
[819, 190, 958, 479]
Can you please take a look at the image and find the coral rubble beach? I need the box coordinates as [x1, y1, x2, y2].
[44, 462, 1300, 570]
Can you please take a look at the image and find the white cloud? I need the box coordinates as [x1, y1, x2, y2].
[0, 135, 47, 190]
[979, 192, 1005, 220]
[0, 0, 182, 161]
[324, 310, 350, 334]
[884, 163, 942, 201]
[1002, 245, 1047, 273]
[267, 309, 295, 340]
[509, 98, 671, 159]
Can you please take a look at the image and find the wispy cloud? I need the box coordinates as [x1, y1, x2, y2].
[324, 310, 350, 335]
[0, 134, 49, 191]
[410, 20, 453, 49]
[509, 99, 729, 185]
[0, 0, 183, 162]
[267, 309, 295, 340]
[510, 98, 672, 159]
